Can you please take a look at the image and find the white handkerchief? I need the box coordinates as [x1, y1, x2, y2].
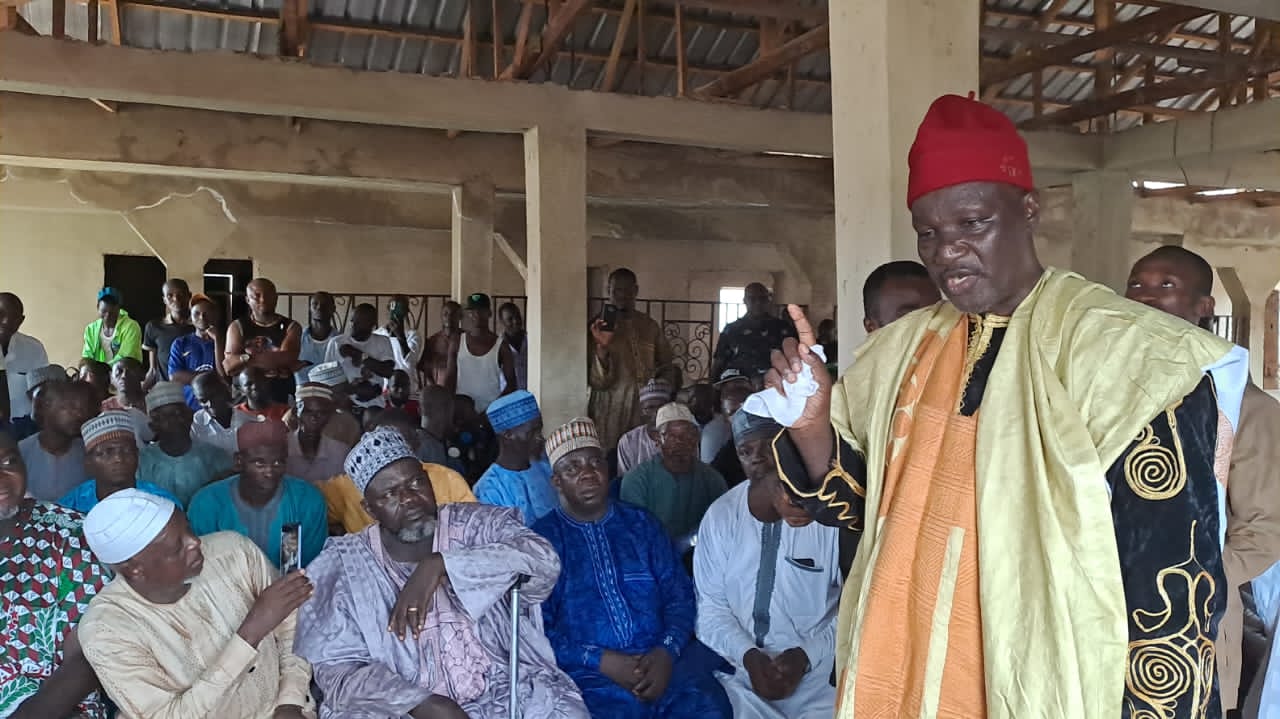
[741, 346, 827, 428]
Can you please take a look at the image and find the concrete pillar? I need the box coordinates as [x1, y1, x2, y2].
[524, 124, 588, 426]
[829, 0, 979, 362]
[1220, 265, 1277, 381]
[451, 179, 495, 301]
[1070, 171, 1136, 292]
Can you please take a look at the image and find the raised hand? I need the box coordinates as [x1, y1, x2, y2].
[589, 318, 615, 352]
[238, 571, 313, 647]
[763, 305, 833, 433]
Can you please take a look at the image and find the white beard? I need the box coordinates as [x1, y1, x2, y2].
[0, 504, 18, 522]
[397, 517, 438, 545]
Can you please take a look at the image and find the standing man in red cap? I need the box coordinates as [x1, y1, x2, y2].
[763, 94, 1247, 719]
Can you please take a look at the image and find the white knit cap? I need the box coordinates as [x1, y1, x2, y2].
[84, 489, 177, 564]
[308, 361, 347, 387]
[655, 402, 697, 430]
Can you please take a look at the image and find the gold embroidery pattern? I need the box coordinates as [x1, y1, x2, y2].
[1123, 415, 1188, 501]
[1124, 522, 1218, 719]
[956, 314, 1009, 415]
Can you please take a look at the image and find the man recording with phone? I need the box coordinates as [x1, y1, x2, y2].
[588, 268, 681, 452]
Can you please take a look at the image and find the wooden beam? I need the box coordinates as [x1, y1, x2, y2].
[675, 0, 686, 97]
[979, 26, 1239, 68]
[107, 0, 122, 44]
[602, 0, 637, 92]
[1020, 62, 1277, 129]
[1096, 0, 1116, 132]
[987, 7, 1252, 51]
[51, 0, 65, 38]
[636, 0, 646, 87]
[1143, 59, 1157, 122]
[502, 0, 594, 80]
[0, 32, 838, 156]
[696, 22, 828, 97]
[1217, 13, 1234, 107]
[983, 6, 1209, 87]
[490, 0, 501, 79]
[648, 0, 825, 24]
[981, 0, 1071, 102]
[87, 0, 98, 43]
[1161, 1, 1280, 23]
[279, 0, 308, 57]
[509, 0, 533, 76]
[460, 0, 475, 78]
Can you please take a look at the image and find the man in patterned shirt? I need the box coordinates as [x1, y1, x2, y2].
[709, 283, 796, 383]
[0, 432, 109, 719]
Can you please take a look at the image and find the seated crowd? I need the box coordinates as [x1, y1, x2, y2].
[2, 239, 1274, 718]
[0, 270, 857, 719]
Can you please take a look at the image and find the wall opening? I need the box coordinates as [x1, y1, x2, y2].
[718, 286, 746, 333]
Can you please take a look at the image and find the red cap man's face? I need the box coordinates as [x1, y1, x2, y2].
[911, 182, 1042, 317]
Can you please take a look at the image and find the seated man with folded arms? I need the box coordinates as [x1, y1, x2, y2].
[60, 411, 181, 513]
[694, 410, 842, 719]
[188, 418, 327, 570]
[141, 381, 233, 506]
[534, 417, 730, 719]
[0, 432, 110, 719]
[79, 489, 315, 718]
[295, 428, 588, 719]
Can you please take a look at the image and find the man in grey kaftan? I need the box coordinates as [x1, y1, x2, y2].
[294, 427, 587, 719]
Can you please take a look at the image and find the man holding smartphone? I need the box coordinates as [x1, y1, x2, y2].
[588, 268, 681, 451]
[80, 489, 315, 718]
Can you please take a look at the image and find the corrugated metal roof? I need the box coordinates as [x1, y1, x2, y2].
[20, 0, 833, 112]
[14, 0, 1268, 131]
[984, 0, 1267, 131]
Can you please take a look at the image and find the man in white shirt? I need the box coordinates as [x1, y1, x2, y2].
[373, 295, 423, 400]
[324, 303, 395, 411]
[694, 410, 841, 719]
[189, 371, 244, 457]
[0, 292, 50, 438]
[294, 291, 339, 388]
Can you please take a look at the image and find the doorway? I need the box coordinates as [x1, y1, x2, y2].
[102, 254, 167, 331]
[203, 259, 254, 327]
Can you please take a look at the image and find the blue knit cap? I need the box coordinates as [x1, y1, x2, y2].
[486, 390, 541, 433]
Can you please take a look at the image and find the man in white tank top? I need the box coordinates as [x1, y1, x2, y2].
[450, 293, 517, 412]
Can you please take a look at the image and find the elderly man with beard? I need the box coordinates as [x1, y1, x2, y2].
[295, 428, 588, 719]
[78, 489, 315, 719]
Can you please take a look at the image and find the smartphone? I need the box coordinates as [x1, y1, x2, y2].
[601, 303, 619, 332]
[280, 523, 302, 573]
